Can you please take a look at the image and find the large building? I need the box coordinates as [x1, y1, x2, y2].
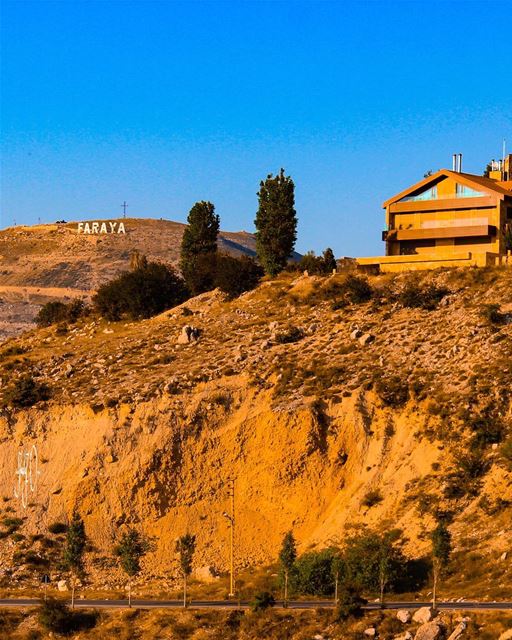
[358, 154, 512, 272]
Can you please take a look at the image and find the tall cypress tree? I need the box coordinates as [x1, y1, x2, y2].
[180, 201, 220, 294]
[63, 511, 87, 609]
[278, 530, 297, 606]
[114, 527, 150, 607]
[176, 533, 196, 608]
[255, 169, 297, 276]
[431, 519, 451, 610]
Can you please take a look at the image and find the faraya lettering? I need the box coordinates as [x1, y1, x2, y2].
[77, 221, 126, 234]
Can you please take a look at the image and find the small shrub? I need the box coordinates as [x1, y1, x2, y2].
[361, 489, 383, 508]
[37, 598, 97, 634]
[36, 299, 86, 328]
[24, 551, 48, 567]
[328, 274, 372, 306]
[2, 517, 24, 531]
[443, 449, 489, 498]
[48, 522, 68, 535]
[3, 375, 50, 408]
[342, 274, 373, 303]
[481, 303, 504, 325]
[1, 345, 27, 358]
[373, 374, 408, 407]
[275, 325, 304, 344]
[295, 249, 336, 275]
[94, 262, 188, 321]
[37, 599, 71, 634]
[251, 591, 275, 611]
[334, 584, 366, 621]
[396, 281, 448, 310]
[468, 407, 505, 445]
[214, 254, 263, 298]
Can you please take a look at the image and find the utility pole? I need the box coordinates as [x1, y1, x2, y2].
[121, 201, 128, 218]
[223, 478, 235, 598]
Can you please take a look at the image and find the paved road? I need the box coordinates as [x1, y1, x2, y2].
[0, 598, 511, 611]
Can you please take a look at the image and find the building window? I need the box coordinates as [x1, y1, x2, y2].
[455, 183, 485, 198]
[400, 185, 438, 202]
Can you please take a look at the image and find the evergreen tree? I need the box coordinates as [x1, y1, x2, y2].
[255, 169, 297, 276]
[322, 248, 337, 273]
[376, 531, 402, 605]
[483, 160, 494, 177]
[114, 528, 150, 607]
[278, 530, 297, 606]
[180, 201, 220, 294]
[175, 533, 196, 607]
[343, 528, 406, 596]
[331, 550, 345, 604]
[431, 519, 451, 610]
[62, 511, 86, 609]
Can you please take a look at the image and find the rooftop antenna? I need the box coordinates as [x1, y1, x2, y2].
[121, 201, 128, 218]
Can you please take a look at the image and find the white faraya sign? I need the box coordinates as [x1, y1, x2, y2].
[77, 221, 126, 234]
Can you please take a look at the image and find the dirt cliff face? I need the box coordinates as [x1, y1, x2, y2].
[0, 218, 257, 339]
[0, 268, 511, 592]
[0, 382, 447, 580]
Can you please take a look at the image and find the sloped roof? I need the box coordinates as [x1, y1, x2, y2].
[383, 169, 512, 208]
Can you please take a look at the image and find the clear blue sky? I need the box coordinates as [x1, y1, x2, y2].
[1, 0, 511, 257]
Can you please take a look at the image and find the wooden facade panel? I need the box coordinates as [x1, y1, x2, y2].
[390, 195, 496, 213]
[393, 224, 495, 241]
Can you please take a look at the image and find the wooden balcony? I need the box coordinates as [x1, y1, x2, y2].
[384, 224, 496, 242]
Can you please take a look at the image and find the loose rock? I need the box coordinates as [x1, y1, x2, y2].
[414, 622, 442, 640]
[397, 609, 412, 624]
[413, 607, 433, 624]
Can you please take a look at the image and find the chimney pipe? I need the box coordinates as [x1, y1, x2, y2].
[452, 154, 457, 171]
[458, 153, 463, 173]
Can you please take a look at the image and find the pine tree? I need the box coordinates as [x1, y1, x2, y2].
[62, 511, 86, 609]
[278, 530, 297, 606]
[175, 533, 196, 607]
[431, 519, 451, 610]
[114, 528, 150, 607]
[255, 169, 297, 276]
[180, 201, 220, 294]
[322, 248, 337, 273]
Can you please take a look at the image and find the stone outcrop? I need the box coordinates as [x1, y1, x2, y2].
[413, 622, 442, 640]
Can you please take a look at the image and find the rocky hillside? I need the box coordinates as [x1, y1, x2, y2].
[0, 267, 511, 599]
[0, 218, 258, 339]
